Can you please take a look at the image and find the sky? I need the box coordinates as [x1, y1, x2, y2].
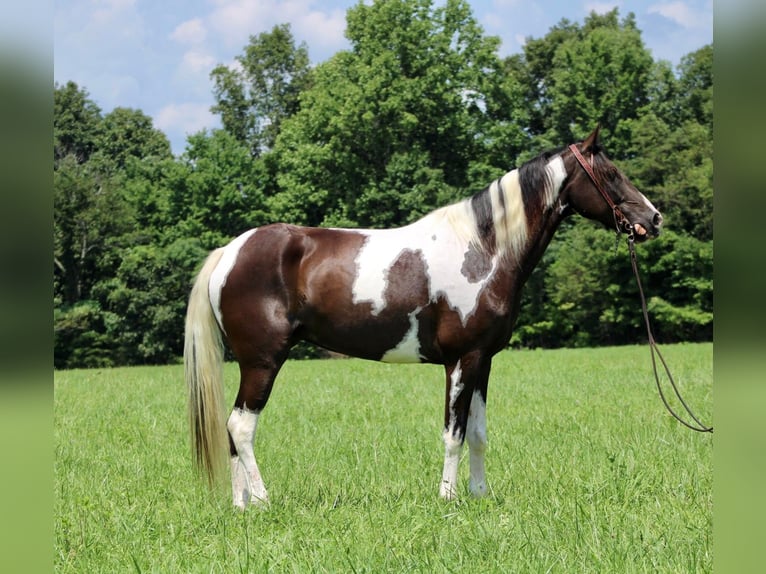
[53, 0, 713, 155]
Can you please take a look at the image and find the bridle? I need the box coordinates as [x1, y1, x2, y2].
[568, 143, 713, 434]
[568, 144, 633, 236]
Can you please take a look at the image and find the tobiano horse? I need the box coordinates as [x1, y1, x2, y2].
[184, 126, 663, 508]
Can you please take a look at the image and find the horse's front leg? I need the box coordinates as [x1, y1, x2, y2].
[439, 353, 490, 499]
[466, 388, 488, 496]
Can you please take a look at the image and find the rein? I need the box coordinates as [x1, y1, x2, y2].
[568, 144, 713, 434]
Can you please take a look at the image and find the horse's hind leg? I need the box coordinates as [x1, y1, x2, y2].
[227, 361, 284, 509]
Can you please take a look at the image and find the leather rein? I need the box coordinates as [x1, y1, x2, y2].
[568, 144, 713, 433]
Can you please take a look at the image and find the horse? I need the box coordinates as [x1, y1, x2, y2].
[184, 126, 663, 508]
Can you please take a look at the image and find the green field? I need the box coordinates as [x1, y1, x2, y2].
[55, 344, 712, 573]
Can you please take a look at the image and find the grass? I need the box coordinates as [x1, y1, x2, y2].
[55, 343, 712, 573]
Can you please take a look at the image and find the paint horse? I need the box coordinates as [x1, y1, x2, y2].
[185, 126, 663, 508]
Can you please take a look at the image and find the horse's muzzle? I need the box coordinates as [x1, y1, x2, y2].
[632, 212, 662, 242]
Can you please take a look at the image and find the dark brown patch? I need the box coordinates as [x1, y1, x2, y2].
[460, 243, 492, 283]
[384, 249, 430, 307]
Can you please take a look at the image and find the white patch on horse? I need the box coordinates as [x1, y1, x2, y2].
[209, 228, 257, 333]
[639, 191, 659, 211]
[227, 406, 269, 508]
[381, 308, 423, 363]
[544, 156, 567, 207]
[351, 217, 497, 324]
[350, 234, 406, 315]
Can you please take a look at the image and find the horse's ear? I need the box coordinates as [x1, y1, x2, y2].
[581, 124, 601, 153]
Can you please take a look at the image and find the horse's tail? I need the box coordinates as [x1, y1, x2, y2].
[184, 248, 228, 487]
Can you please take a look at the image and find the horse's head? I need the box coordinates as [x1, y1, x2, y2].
[563, 125, 663, 242]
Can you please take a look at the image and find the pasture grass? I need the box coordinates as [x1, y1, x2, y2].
[55, 343, 712, 573]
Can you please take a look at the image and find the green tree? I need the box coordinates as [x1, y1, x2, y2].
[171, 129, 271, 243]
[271, 0, 514, 228]
[618, 43, 713, 239]
[676, 44, 713, 129]
[211, 24, 312, 156]
[548, 11, 653, 151]
[513, 10, 653, 159]
[94, 107, 172, 171]
[93, 239, 208, 364]
[54, 156, 131, 305]
[54, 81, 102, 166]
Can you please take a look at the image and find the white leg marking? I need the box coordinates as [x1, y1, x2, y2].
[440, 362, 463, 499]
[466, 390, 487, 497]
[230, 455, 249, 509]
[227, 407, 269, 508]
[440, 430, 462, 500]
[209, 229, 257, 333]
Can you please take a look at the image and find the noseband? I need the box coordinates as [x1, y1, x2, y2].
[568, 144, 633, 236]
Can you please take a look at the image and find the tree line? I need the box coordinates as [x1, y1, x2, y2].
[54, 1, 712, 369]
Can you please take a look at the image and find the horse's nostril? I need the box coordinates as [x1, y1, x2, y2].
[653, 212, 663, 227]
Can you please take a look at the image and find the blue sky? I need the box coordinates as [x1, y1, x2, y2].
[54, 0, 713, 155]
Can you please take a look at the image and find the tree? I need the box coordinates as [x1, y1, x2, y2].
[618, 43, 713, 240]
[54, 156, 131, 305]
[211, 24, 312, 156]
[676, 44, 713, 129]
[95, 107, 172, 171]
[92, 239, 208, 365]
[270, 0, 514, 228]
[54, 81, 102, 166]
[548, 11, 653, 151]
[513, 10, 653, 159]
[52, 9, 714, 367]
[171, 129, 271, 243]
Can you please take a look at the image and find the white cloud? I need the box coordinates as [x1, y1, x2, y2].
[207, 0, 347, 59]
[155, 102, 217, 137]
[293, 8, 346, 51]
[648, 1, 703, 29]
[171, 18, 207, 45]
[91, 0, 138, 28]
[208, 0, 272, 48]
[180, 50, 216, 74]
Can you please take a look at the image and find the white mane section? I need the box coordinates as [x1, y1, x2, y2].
[491, 169, 527, 259]
[489, 155, 567, 259]
[543, 155, 567, 208]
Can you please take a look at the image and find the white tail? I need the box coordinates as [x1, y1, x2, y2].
[184, 248, 227, 487]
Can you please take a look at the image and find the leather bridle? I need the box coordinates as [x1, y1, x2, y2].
[568, 142, 713, 434]
[568, 143, 633, 236]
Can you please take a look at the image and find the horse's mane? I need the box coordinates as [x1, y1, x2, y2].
[518, 146, 567, 213]
[427, 145, 569, 260]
